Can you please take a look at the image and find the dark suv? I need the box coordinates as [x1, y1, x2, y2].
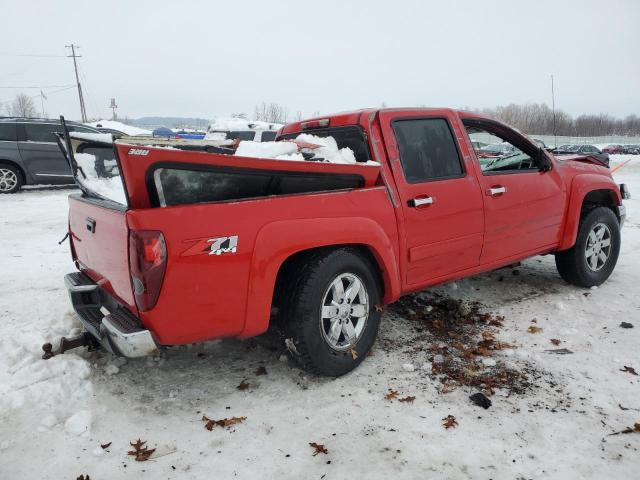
[0, 117, 99, 193]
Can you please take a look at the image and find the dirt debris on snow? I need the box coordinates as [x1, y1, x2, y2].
[387, 293, 534, 397]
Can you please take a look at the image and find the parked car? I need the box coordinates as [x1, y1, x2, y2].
[0, 117, 100, 193]
[95, 127, 129, 138]
[173, 129, 206, 140]
[56, 108, 628, 376]
[476, 142, 516, 158]
[553, 144, 610, 166]
[602, 144, 625, 155]
[204, 129, 278, 142]
[152, 127, 176, 138]
[623, 144, 640, 154]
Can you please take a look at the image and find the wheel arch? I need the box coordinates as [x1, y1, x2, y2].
[558, 174, 622, 250]
[240, 217, 401, 337]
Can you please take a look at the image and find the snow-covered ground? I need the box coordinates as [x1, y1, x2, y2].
[1, 156, 639, 479]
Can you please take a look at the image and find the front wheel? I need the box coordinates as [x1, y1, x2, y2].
[555, 206, 621, 287]
[282, 248, 382, 377]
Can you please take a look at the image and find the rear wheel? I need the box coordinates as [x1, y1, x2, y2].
[282, 248, 382, 376]
[0, 164, 22, 194]
[555, 206, 621, 287]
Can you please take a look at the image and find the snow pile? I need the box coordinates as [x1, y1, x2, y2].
[235, 141, 301, 160]
[208, 117, 282, 132]
[71, 131, 114, 144]
[234, 134, 357, 164]
[75, 153, 127, 205]
[296, 133, 357, 164]
[86, 120, 151, 136]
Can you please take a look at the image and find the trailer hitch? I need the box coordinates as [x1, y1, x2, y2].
[42, 332, 99, 360]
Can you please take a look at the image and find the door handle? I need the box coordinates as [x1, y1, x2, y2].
[486, 186, 507, 196]
[86, 217, 96, 233]
[408, 196, 434, 207]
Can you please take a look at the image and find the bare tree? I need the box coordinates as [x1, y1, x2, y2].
[254, 102, 288, 123]
[231, 112, 248, 119]
[11, 93, 38, 118]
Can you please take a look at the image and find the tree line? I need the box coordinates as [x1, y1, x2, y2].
[3, 93, 639, 137]
[477, 103, 640, 137]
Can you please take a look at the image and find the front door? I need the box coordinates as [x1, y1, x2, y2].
[379, 110, 485, 287]
[461, 118, 566, 263]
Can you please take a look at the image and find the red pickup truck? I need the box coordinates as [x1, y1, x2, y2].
[57, 108, 629, 376]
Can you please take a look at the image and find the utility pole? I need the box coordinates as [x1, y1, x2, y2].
[39, 90, 47, 117]
[66, 44, 88, 122]
[551, 74, 557, 148]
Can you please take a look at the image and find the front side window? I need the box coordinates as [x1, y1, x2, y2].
[392, 118, 463, 183]
[464, 121, 538, 174]
[24, 123, 59, 142]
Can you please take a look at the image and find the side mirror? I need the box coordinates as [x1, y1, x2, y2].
[535, 147, 552, 172]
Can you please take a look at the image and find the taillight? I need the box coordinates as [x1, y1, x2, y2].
[129, 230, 167, 311]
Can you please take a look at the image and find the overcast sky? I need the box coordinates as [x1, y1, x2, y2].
[1, 0, 639, 121]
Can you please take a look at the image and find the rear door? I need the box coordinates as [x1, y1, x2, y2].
[17, 122, 74, 183]
[379, 110, 484, 287]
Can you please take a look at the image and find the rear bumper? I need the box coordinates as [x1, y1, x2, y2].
[64, 272, 159, 357]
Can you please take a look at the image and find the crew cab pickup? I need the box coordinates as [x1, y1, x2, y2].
[58, 109, 629, 376]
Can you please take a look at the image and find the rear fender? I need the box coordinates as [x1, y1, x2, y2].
[558, 174, 622, 250]
[241, 217, 400, 337]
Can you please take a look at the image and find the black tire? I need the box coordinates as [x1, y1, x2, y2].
[282, 248, 382, 377]
[0, 164, 23, 194]
[555, 206, 621, 287]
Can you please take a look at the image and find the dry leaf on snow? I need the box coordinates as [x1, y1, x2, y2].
[528, 325, 543, 334]
[399, 396, 416, 403]
[255, 366, 267, 376]
[349, 347, 358, 360]
[309, 442, 328, 455]
[100, 442, 112, 449]
[550, 339, 561, 346]
[384, 389, 399, 401]
[442, 415, 458, 429]
[202, 415, 247, 430]
[128, 439, 156, 462]
[620, 366, 638, 376]
[237, 379, 250, 390]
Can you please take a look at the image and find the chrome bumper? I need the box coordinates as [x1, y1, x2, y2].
[64, 272, 159, 358]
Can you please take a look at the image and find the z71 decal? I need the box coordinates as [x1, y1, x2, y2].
[182, 235, 238, 257]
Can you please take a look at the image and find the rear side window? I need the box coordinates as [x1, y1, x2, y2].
[226, 131, 256, 141]
[24, 123, 59, 142]
[0, 123, 17, 141]
[260, 131, 277, 142]
[279, 126, 371, 162]
[392, 118, 463, 183]
[153, 166, 363, 207]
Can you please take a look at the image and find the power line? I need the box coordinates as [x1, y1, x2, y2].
[0, 53, 67, 58]
[0, 84, 75, 88]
